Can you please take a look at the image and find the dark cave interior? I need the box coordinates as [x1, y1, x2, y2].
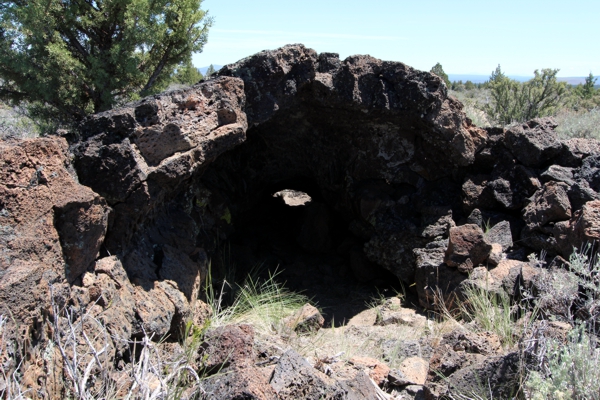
[207, 175, 402, 326]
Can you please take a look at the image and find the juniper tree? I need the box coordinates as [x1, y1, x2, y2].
[577, 72, 598, 99]
[204, 64, 216, 77]
[485, 65, 566, 126]
[430, 62, 451, 87]
[0, 0, 212, 126]
[172, 59, 204, 86]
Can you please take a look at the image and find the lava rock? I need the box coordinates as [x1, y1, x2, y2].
[282, 304, 325, 333]
[201, 324, 256, 372]
[269, 349, 345, 399]
[540, 165, 575, 185]
[445, 224, 493, 273]
[484, 220, 513, 251]
[504, 117, 562, 167]
[522, 181, 572, 227]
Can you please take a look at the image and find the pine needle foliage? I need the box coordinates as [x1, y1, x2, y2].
[0, 0, 212, 126]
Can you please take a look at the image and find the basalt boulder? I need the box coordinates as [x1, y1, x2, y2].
[0, 137, 110, 329]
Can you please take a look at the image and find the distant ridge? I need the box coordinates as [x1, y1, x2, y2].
[448, 74, 595, 86]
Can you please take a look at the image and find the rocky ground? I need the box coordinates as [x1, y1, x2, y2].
[1, 44, 600, 398]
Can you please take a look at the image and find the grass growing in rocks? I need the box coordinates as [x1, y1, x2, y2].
[5, 250, 600, 399]
[206, 269, 310, 335]
[458, 285, 529, 349]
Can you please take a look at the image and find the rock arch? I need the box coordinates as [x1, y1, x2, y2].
[73, 44, 486, 295]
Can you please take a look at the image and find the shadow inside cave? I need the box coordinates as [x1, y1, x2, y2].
[211, 177, 404, 327]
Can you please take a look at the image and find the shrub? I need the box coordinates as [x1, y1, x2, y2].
[523, 246, 600, 399]
[566, 245, 600, 325]
[524, 324, 600, 400]
[465, 80, 476, 91]
[0, 103, 39, 139]
[484, 66, 566, 126]
[450, 88, 493, 127]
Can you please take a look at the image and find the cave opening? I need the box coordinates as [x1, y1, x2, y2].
[205, 173, 402, 327]
[191, 99, 436, 326]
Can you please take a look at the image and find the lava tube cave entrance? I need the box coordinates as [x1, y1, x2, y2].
[209, 175, 401, 327]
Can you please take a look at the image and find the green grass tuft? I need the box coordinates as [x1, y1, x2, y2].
[207, 269, 310, 335]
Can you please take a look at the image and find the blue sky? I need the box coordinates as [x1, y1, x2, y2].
[192, 0, 599, 77]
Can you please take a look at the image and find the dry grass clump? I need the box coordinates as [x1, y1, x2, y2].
[1, 268, 311, 398]
[458, 284, 531, 349]
[0, 315, 30, 399]
[554, 108, 600, 140]
[1, 295, 208, 398]
[450, 89, 493, 128]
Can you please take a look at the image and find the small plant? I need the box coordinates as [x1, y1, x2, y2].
[228, 272, 309, 335]
[207, 269, 310, 335]
[567, 244, 600, 325]
[482, 218, 492, 234]
[459, 284, 516, 347]
[524, 323, 600, 400]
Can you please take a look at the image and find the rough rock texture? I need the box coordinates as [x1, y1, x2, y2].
[0, 137, 110, 329]
[522, 181, 571, 227]
[73, 76, 247, 254]
[375, 297, 427, 327]
[6, 44, 600, 397]
[443, 352, 522, 399]
[414, 240, 467, 309]
[425, 330, 504, 399]
[348, 356, 390, 386]
[484, 220, 513, 251]
[63, 44, 495, 319]
[445, 224, 492, 273]
[202, 363, 278, 400]
[282, 303, 325, 333]
[555, 199, 600, 255]
[395, 357, 429, 386]
[2, 45, 599, 324]
[201, 324, 255, 371]
[269, 349, 346, 399]
[504, 118, 562, 167]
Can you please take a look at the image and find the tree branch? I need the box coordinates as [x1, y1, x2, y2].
[141, 42, 174, 93]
